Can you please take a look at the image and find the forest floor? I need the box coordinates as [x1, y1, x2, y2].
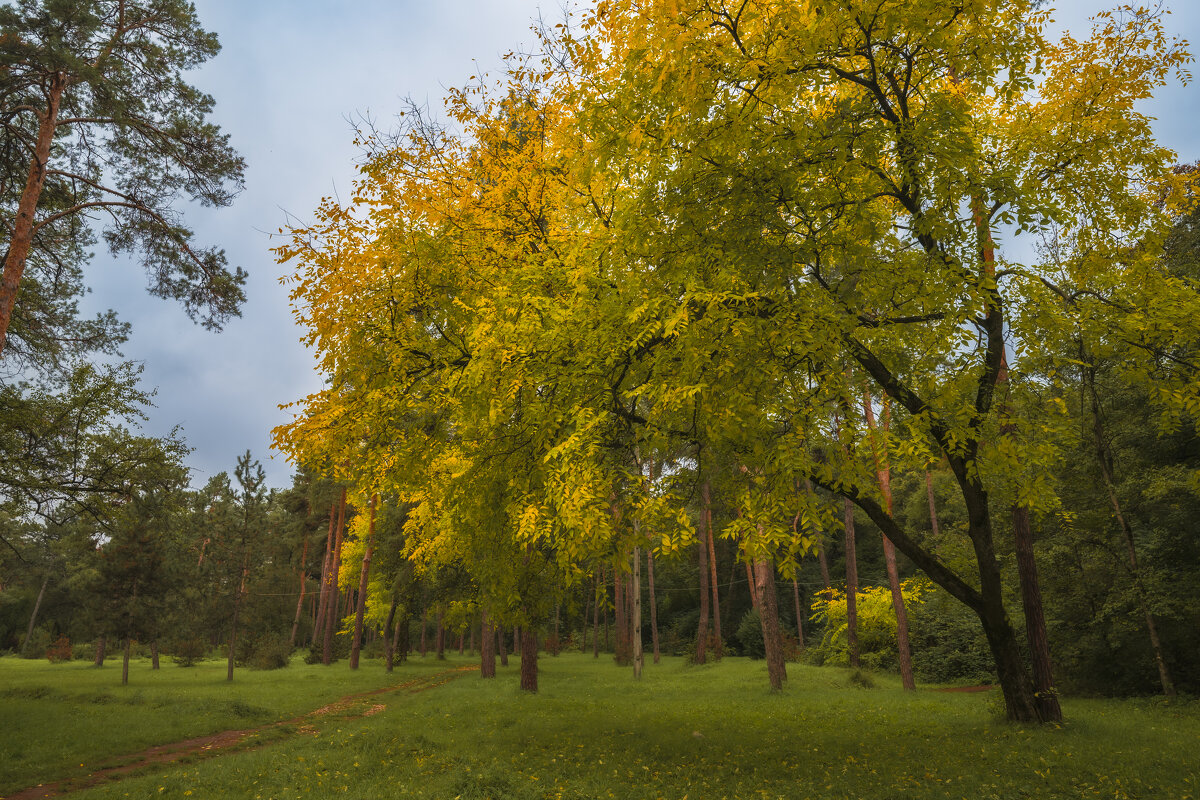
[1, 652, 1197, 799]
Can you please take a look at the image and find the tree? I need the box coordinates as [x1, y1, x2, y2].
[0, 0, 246, 355]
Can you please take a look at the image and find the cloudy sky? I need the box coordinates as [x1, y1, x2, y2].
[78, 1, 1200, 490]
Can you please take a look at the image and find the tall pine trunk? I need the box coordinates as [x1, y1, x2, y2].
[593, 568, 601, 658]
[94, 635, 106, 667]
[350, 494, 378, 669]
[792, 578, 805, 654]
[0, 76, 65, 353]
[290, 529, 311, 649]
[647, 549, 660, 664]
[705, 483, 723, 658]
[862, 390, 916, 690]
[383, 595, 399, 672]
[22, 572, 50, 658]
[122, 638, 132, 686]
[312, 500, 337, 645]
[322, 490, 347, 665]
[481, 610, 496, 678]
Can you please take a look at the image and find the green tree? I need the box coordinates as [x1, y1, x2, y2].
[0, 0, 246, 354]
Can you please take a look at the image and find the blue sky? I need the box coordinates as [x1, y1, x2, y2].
[78, 1, 1200, 490]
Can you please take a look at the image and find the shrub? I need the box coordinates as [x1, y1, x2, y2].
[20, 627, 52, 659]
[736, 609, 765, 660]
[171, 638, 208, 667]
[46, 635, 72, 662]
[248, 634, 292, 670]
[72, 641, 95, 662]
[907, 587, 995, 685]
[809, 580, 927, 670]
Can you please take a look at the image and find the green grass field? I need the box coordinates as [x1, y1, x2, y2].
[2, 653, 1197, 799]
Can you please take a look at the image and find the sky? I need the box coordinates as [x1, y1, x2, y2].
[78, 1, 1200, 491]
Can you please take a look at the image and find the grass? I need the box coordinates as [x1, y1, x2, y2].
[0, 652, 453, 796]
[3, 652, 1198, 799]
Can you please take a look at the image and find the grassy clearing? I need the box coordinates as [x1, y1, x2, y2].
[0, 653, 451, 795]
[5, 653, 1199, 799]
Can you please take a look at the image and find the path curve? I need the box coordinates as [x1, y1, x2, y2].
[2, 665, 477, 800]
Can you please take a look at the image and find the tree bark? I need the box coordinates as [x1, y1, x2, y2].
[705, 483, 723, 659]
[22, 571, 50, 658]
[843, 498, 860, 669]
[322, 489, 347, 665]
[1012, 505, 1063, 721]
[227, 548, 249, 682]
[420, 607, 427, 657]
[481, 609, 496, 678]
[614, 567, 628, 665]
[290, 527, 311, 649]
[633, 546, 644, 679]
[384, 595, 399, 672]
[647, 549, 660, 664]
[94, 635, 106, 667]
[350, 494, 378, 670]
[312, 501, 337, 645]
[498, 625, 508, 666]
[0, 75, 65, 354]
[926, 470, 942, 538]
[151, 641, 159, 670]
[436, 613, 446, 660]
[755, 558, 787, 690]
[122, 638, 131, 686]
[519, 628, 538, 692]
[792, 577, 805, 654]
[862, 390, 916, 690]
[696, 490, 712, 664]
[1084, 359, 1176, 697]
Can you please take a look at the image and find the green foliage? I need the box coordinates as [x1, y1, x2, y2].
[244, 635, 292, 671]
[169, 638, 206, 668]
[908, 587, 996, 685]
[18, 626, 51, 660]
[735, 608, 764, 660]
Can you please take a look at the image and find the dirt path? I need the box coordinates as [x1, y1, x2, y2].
[3, 665, 477, 800]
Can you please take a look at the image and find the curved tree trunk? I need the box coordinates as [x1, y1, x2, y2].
[1012, 506, 1063, 721]
[290, 528, 311, 649]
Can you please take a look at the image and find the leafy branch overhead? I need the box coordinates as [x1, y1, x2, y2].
[0, 0, 247, 356]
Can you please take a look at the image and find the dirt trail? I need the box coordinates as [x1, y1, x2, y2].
[2, 665, 477, 800]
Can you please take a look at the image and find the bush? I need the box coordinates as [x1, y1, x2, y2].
[171, 638, 208, 667]
[72, 641, 95, 662]
[20, 627, 52, 659]
[247, 634, 292, 670]
[46, 635, 72, 662]
[736, 609, 765, 660]
[907, 588, 995, 685]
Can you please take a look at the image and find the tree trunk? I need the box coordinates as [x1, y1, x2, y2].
[322, 489, 347, 665]
[696, 494, 711, 664]
[228, 548, 249, 682]
[290, 528, 311, 649]
[844, 498, 860, 669]
[519, 628, 538, 692]
[481, 609, 496, 678]
[470, 623, 476, 656]
[745, 559, 759, 612]
[593, 568, 602, 657]
[926, 471, 942, 538]
[614, 568, 628, 665]
[436, 613, 445, 660]
[1085, 360, 1176, 697]
[755, 558, 786, 691]
[350, 494, 378, 670]
[792, 577, 805, 654]
[22, 571, 50, 658]
[420, 608, 427, 657]
[94, 635, 106, 667]
[122, 638, 131, 686]
[863, 390, 916, 689]
[151, 641, 160, 670]
[0, 75, 65, 354]
[647, 549, 660, 664]
[804, 479, 833, 593]
[1012, 505, 1063, 721]
[498, 626, 508, 666]
[312, 500, 337, 645]
[633, 546, 644, 679]
[705, 484, 723, 659]
[384, 595, 399, 672]
[457, 632, 465, 655]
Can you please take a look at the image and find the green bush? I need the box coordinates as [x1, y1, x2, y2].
[247, 634, 292, 670]
[736, 609, 765, 660]
[20, 626, 52, 659]
[170, 638, 208, 667]
[72, 641, 95, 662]
[907, 588, 994, 685]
